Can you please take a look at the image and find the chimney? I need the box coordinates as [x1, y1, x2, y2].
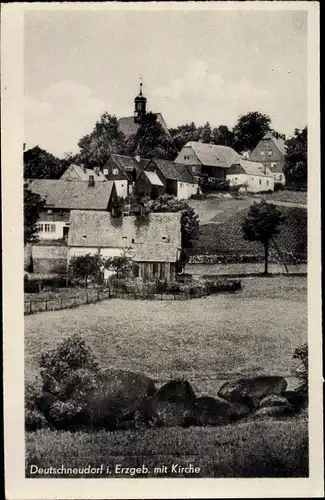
[88, 175, 95, 187]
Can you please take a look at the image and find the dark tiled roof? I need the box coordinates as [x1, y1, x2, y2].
[230, 159, 273, 177]
[27, 179, 115, 210]
[152, 159, 197, 184]
[105, 154, 152, 181]
[118, 113, 171, 140]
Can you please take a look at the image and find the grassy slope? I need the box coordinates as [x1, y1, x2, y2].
[194, 206, 307, 256]
[26, 418, 308, 478]
[25, 277, 307, 394]
[25, 276, 308, 478]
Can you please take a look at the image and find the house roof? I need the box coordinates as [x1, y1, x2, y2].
[180, 142, 242, 168]
[229, 159, 273, 177]
[27, 179, 115, 210]
[61, 164, 106, 181]
[143, 171, 164, 186]
[152, 159, 197, 184]
[68, 211, 181, 262]
[105, 154, 151, 181]
[133, 244, 179, 263]
[262, 132, 286, 155]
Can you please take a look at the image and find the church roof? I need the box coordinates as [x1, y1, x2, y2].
[262, 132, 286, 155]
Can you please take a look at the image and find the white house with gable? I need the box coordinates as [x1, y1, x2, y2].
[226, 159, 274, 193]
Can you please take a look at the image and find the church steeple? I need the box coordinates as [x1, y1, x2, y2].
[134, 80, 147, 123]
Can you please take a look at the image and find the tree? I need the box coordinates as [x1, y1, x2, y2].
[211, 125, 235, 148]
[232, 111, 272, 154]
[198, 121, 212, 143]
[127, 112, 177, 160]
[284, 127, 307, 188]
[68, 251, 103, 288]
[77, 113, 126, 168]
[103, 248, 133, 279]
[169, 122, 199, 151]
[242, 200, 285, 275]
[144, 194, 200, 270]
[24, 146, 66, 179]
[24, 182, 46, 245]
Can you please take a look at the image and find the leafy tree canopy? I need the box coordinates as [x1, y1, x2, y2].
[126, 113, 178, 160]
[284, 127, 307, 188]
[68, 251, 103, 288]
[24, 146, 67, 179]
[232, 111, 272, 154]
[76, 113, 126, 168]
[242, 200, 285, 274]
[24, 182, 46, 245]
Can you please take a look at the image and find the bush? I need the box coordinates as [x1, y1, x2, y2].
[293, 343, 308, 398]
[167, 282, 180, 294]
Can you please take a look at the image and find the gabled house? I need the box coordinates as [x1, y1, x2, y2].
[68, 211, 182, 280]
[102, 154, 151, 198]
[60, 164, 107, 182]
[249, 132, 286, 185]
[226, 159, 274, 193]
[148, 159, 198, 200]
[134, 170, 165, 200]
[175, 141, 242, 180]
[26, 179, 118, 241]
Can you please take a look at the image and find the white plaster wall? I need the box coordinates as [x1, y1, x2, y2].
[37, 221, 69, 240]
[114, 180, 129, 198]
[227, 173, 274, 192]
[177, 181, 198, 199]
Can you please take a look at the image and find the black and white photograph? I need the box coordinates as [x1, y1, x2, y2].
[2, 2, 322, 499]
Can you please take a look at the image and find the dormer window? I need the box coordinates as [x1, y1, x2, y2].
[47, 209, 52, 214]
[103, 168, 108, 175]
[112, 168, 119, 175]
[260, 151, 265, 156]
[162, 236, 170, 243]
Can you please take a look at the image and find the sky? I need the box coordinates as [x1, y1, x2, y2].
[24, 8, 307, 158]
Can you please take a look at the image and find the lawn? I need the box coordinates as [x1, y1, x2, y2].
[25, 276, 307, 393]
[25, 276, 308, 478]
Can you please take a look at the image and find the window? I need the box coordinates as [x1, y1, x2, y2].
[268, 151, 272, 156]
[112, 168, 119, 175]
[260, 151, 265, 156]
[259, 179, 262, 185]
[252, 177, 254, 180]
[279, 174, 282, 181]
[103, 168, 108, 175]
[162, 236, 170, 242]
[153, 262, 159, 277]
[47, 209, 52, 214]
[180, 183, 183, 187]
[38, 224, 44, 232]
[44, 224, 55, 233]
[266, 180, 269, 186]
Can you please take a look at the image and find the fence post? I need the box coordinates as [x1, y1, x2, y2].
[86, 293, 89, 304]
[97, 290, 100, 302]
[45, 300, 48, 311]
[60, 298, 63, 309]
[30, 300, 32, 314]
[74, 296, 77, 307]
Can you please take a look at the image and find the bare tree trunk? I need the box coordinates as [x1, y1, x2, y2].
[264, 241, 269, 275]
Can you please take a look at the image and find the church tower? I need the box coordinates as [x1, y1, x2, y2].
[134, 82, 147, 123]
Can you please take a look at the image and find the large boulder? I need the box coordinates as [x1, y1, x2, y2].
[41, 369, 156, 430]
[183, 396, 251, 427]
[259, 395, 290, 408]
[84, 369, 156, 428]
[218, 376, 287, 408]
[135, 379, 196, 427]
[252, 405, 295, 419]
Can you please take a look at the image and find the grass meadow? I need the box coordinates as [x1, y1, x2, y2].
[25, 276, 308, 477]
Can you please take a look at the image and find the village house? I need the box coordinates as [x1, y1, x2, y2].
[249, 132, 286, 185]
[27, 179, 118, 241]
[68, 211, 181, 280]
[147, 158, 198, 200]
[60, 164, 107, 182]
[102, 154, 151, 198]
[175, 141, 242, 180]
[226, 159, 274, 193]
[117, 82, 171, 141]
[134, 170, 165, 200]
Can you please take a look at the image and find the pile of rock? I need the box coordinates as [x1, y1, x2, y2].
[31, 370, 307, 432]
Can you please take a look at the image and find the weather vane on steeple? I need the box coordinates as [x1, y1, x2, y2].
[139, 76, 143, 96]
